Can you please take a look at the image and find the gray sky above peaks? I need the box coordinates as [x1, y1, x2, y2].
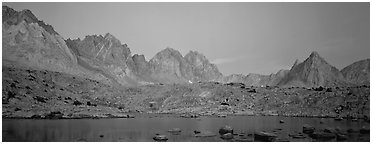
[5, 2, 370, 75]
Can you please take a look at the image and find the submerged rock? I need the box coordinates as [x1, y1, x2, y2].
[168, 128, 182, 135]
[194, 131, 216, 137]
[219, 125, 233, 135]
[254, 132, 277, 142]
[360, 126, 370, 134]
[279, 120, 284, 123]
[289, 133, 306, 139]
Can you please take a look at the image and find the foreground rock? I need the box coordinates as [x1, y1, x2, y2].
[254, 132, 277, 142]
[220, 133, 234, 140]
[153, 135, 168, 142]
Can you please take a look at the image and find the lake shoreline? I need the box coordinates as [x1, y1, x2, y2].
[2, 112, 370, 120]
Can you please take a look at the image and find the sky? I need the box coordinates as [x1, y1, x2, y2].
[4, 2, 370, 75]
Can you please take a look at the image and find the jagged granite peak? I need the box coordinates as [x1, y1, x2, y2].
[65, 32, 138, 86]
[149, 47, 192, 82]
[291, 59, 300, 69]
[309, 51, 320, 57]
[2, 6, 112, 84]
[278, 51, 347, 87]
[66, 33, 132, 63]
[3, 5, 58, 35]
[132, 54, 151, 74]
[341, 59, 370, 85]
[184, 50, 223, 81]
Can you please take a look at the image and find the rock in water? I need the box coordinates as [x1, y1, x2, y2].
[309, 132, 336, 141]
[194, 130, 201, 134]
[219, 125, 234, 135]
[220, 133, 234, 140]
[153, 135, 168, 142]
[303, 124, 315, 134]
[168, 128, 182, 135]
[254, 132, 277, 142]
[336, 133, 348, 141]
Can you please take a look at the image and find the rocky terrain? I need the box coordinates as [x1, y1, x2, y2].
[3, 65, 370, 120]
[2, 6, 370, 120]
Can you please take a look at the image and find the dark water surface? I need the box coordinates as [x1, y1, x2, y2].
[2, 114, 370, 142]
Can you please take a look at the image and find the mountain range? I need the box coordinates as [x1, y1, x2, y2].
[2, 6, 370, 88]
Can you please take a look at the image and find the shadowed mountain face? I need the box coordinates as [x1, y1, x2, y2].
[2, 6, 110, 83]
[278, 52, 349, 87]
[341, 59, 370, 85]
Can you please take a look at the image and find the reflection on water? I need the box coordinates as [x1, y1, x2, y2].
[2, 115, 370, 142]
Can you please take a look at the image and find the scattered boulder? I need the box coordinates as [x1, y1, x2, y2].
[30, 114, 42, 119]
[314, 86, 324, 91]
[303, 124, 315, 134]
[218, 114, 227, 118]
[153, 135, 168, 142]
[248, 89, 257, 93]
[73, 100, 83, 106]
[33, 96, 47, 103]
[254, 132, 277, 142]
[220, 133, 234, 140]
[220, 102, 229, 106]
[219, 125, 233, 135]
[14, 107, 21, 111]
[45, 111, 63, 119]
[180, 114, 199, 118]
[127, 114, 135, 118]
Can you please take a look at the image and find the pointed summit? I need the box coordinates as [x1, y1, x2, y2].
[278, 51, 347, 87]
[310, 51, 320, 57]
